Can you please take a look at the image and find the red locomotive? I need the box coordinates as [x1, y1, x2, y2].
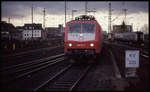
[64, 15, 103, 63]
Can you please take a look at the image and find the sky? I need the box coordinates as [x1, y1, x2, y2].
[1, 1, 149, 32]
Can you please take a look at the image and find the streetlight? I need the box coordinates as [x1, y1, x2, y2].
[72, 10, 77, 20]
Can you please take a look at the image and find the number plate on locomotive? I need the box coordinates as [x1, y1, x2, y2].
[76, 44, 86, 46]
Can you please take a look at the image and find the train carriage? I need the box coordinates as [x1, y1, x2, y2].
[113, 32, 144, 43]
[64, 15, 103, 63]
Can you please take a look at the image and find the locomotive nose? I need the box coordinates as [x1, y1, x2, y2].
[78, 33, 84, 41]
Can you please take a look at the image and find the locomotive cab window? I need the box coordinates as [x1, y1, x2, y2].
[68, 24, 95, 33]
[68, 24, 81, 33]
[82, 24, 95, 33]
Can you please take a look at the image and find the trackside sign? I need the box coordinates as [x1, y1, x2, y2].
[125, 50, 139, 68]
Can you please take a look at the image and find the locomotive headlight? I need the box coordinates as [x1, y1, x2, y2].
[68, 43, 72, 47]
[90, 43, 94, 47]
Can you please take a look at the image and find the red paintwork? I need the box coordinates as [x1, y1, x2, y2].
[64, 20, 102, 54]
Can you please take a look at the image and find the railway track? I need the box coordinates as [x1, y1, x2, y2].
[104, 41, 149, 59]
[1, 53, 64, 71]
[1, 45, 64, 68]
[1, 53, 65, 85]
[1, 45, 63, 58]
[34, 63, 92, 91]
[140, 52, 149, 59]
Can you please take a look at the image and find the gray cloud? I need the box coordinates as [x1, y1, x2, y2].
[1, 1, 65, 18]
[1, 1, 148, 19]
[111, 1, 148, 14]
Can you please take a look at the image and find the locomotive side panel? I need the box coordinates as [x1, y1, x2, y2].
[98, 24, 103, 54]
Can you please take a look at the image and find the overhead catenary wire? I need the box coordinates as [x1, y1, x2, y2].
[43, 8, 46, 29]
[108, 2, 112, 33]
[31, 4, 33, 40]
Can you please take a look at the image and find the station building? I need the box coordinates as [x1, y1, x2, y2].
[112, 25, 133, 33]
[22, 23, 44, 40]
[1, 21, 17, 40]
[45, 24, 65, 40]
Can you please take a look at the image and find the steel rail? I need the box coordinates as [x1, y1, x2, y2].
[1, 53, 64, 71]
[141, 51, 148, 55]
[1, 45, 63, 58]
[3, 57, 65, 85]
[69, 65, 91, 91]
[3, 57, 64, 76]
[104, 41, 148, 51]
[104, 41, 149, 59]
[109, 50, 122, 79]
[34, 64, 91, 91]
[141, 54, 149, 59]
[33, 64, 73, 91]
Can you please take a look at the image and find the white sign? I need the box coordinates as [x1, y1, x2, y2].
[125, 50, 139, 68]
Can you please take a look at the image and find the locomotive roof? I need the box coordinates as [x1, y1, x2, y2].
[74, 15, 96, 21]
[68, 15, 99, 24]
[71, 20, 96, 22]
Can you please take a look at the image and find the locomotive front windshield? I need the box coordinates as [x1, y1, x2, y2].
[68, 24, 95, 33]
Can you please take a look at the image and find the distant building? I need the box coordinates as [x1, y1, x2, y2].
[14, 26, 24, 40]
[58, 24, 65, 37]
[45, 24, 64, 40]
[113, 25, 132, 33]
[45, 27, 59, 40]
[46, 27, 59, 35]
[1, 22, 47, 41]
[102, 31, 108, 39]
[16, 26, 24, 32]
[22, 23, 43, 40]
[102, 31, 107, 34]
[58, 24, 65, 33]
[11, 29, 22, 40]
[1, 21, 16, 40]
